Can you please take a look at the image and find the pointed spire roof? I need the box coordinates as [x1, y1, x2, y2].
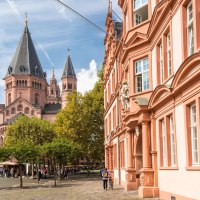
[5, 17, 46, 79]
[62, 50, 76, 80]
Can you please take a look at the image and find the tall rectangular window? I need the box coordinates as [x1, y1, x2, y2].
[167, 33, 172, 77]
[135, 58, 149, 92]
[187, 2, 194, 56]
[190, 104, 199, 165]
[161, 119, 167, 167]
[169, 115, 176, 166]
[133, 0, 148, 26]
[159, 44, 164, 83]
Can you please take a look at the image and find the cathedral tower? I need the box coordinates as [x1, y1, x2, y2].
[61, 50, 77, 108]
[4, 17, 48, 108]
[47, 68, 61, 104]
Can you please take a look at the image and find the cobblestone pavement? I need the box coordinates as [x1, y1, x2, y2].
[0, 174, 158, 200]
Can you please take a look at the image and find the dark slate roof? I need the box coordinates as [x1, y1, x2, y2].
[2, 112, 25, 125]
[43, 103, 61, 114]
[5, 24, 46, 79]
[62, 55, 76, 80]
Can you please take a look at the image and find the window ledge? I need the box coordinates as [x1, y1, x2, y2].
[185, 166, 200, 171]
[159, 166, 179, 170]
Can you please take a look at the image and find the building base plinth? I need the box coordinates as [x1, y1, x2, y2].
[124, 168, 137, 191]
[138, 186, 159, 198]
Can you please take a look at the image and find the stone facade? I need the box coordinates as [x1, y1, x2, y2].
[104, 0, 200, 199]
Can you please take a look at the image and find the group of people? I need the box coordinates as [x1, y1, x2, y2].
[0, 167, 19, 178]
[101, 168, 113, 190]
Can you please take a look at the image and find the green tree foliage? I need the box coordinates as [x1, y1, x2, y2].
[0, 147, 11, 162]
[5, 116, 55, 146]
[55, 68, 104, 163]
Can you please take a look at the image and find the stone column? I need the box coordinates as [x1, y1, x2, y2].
[142, 122, 151, 168]
[125, 129, 137, 190]
[138, 121, 159, 198]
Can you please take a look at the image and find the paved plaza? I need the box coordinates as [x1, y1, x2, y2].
[0, 174, 159, 200]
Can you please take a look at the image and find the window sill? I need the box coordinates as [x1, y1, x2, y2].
[185, 166, 200, 171]
[159, 166, 179, 170]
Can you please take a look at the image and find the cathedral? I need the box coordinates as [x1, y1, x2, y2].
[0, 18, 77, 146]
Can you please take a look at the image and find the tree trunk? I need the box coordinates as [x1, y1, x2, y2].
[19, 164, 23, 188]
[31, 162, 34, 177]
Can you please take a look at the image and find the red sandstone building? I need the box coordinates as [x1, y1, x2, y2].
[0, 18, 77, 145]
[104, 0, 200, 199]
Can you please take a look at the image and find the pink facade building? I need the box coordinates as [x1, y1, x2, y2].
[104, 0, 200, 199]
[0, 19, 77, 145]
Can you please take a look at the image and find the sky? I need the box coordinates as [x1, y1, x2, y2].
[0, 0, 121, 104]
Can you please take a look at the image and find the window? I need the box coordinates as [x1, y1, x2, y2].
[35, 93, 39, 105]
[35, 66, 39, 75]
[68, 83, 72, 90]
[11, 107, 16, 114]
[161, 119, 167, 167]
[17, 104, 23, 111]
[19, 65, 25, 72]
[135, 58, 149, 92]
[159, 44, 164, 83]
[133, 0, 148, 26]
[24, 107, 30, 114]
[135, 13, 142, 25]
[169, 115, 176, 166]
[8, 93, 11, 105]
[120, 141, 125, 168]
[167, 33, 172, 77]
[187, 2, 194, 56]
[190, 104, 199, 165]
[134, 0, 148, 10]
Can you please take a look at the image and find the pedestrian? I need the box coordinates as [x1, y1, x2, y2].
[101, 168, 110, 190]
[38, 169, 42, 183]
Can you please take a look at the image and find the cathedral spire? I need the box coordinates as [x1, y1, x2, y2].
[52, 67, 55, 79]
[62, 49, 76, 80]
[4, 18, 45, 80]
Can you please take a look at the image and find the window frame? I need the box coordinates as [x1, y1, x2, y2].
[187, 1, 194, 56]
[135, 57, 149, 93]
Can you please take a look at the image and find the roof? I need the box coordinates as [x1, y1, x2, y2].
[4, 23, 46, 79]
[2, 112, 25, 125]
[62, 54, 76, 80]
[43, 103, 61, 114]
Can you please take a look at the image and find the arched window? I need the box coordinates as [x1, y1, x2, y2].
[35, 93, 39, 105]
[11, 107, 16, 114]
[24, 107, 30, 114]
[35, 66, 39, 75]
[8, 93, 11, 105]
[25, 80, 27, 87]
[31, 110, 34, 115]
[51, 89, 54, 95]
[17, 80, 19, 87]
[19, 80, 22, 87]
[6, 110, 10, 116]
[22, 80, 24, 87]
[17, 104, 23, 111]
[68, 83, 72, 90]
[19, 65, 25, 72]
[63, 84, 66, 90]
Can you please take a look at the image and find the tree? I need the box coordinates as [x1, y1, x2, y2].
[0, 147, 11, 162]
[5, 116, 55, 146]
[40, 137, 81, 186]
[9, 142, 38, 188]
[55, 68, 104, 163]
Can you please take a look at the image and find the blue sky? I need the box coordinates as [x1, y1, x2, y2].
[0, 0, 121, 104]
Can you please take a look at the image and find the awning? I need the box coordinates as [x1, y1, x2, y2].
[0, 161, 18, 166]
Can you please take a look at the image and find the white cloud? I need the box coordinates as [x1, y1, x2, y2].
[77, 60, 98, 94]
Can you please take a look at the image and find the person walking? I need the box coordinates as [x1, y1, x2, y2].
[38, 169, 42, 183]
[101, 168, 110, 190]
